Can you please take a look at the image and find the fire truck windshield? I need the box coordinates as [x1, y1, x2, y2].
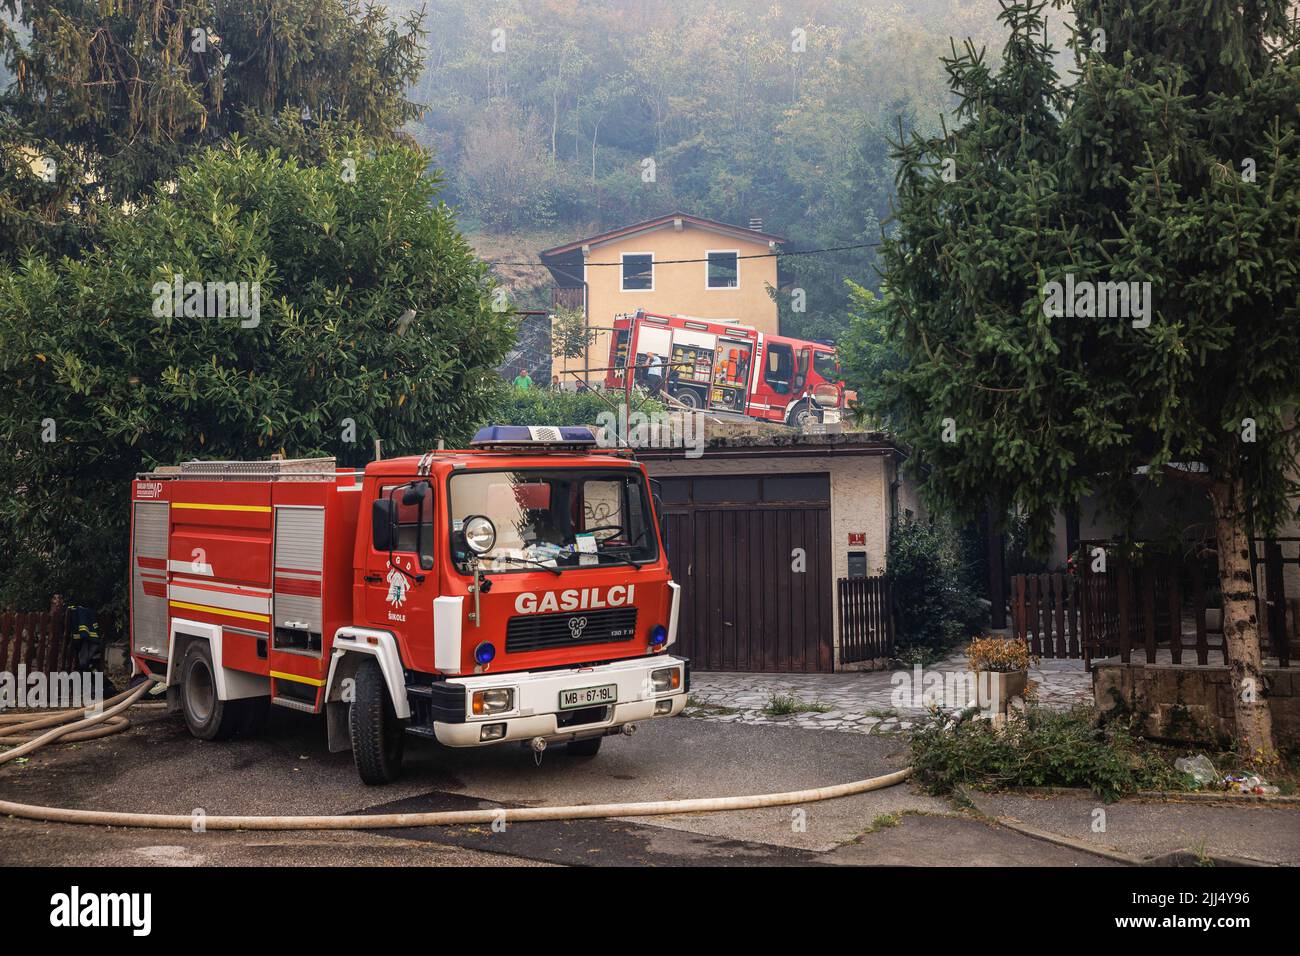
[813, 350, 839, 381]
[448, 468, 658, 573]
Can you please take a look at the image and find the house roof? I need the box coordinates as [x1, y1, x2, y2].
[539, 212, 786, 260]
[635, 430, 907, 461]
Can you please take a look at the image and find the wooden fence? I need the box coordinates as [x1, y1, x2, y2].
[1012, 544, 1298, 669]
[0, 610, 76, 674]
[838, 576, 893, 663]
[1252, 536, 1299, 668]
[1078, 552, 1230, 667]
[1010, 572, 1082, 659]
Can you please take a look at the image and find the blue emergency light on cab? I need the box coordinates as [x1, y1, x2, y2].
[470, 425, 599, 447]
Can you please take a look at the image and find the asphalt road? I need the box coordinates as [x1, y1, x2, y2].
[0, 707, 1109, 866]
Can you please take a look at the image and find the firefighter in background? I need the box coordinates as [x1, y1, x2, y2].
[644, 351, 667, 396]
[65, 600, 117, 696]
[69, 604, 101, 668]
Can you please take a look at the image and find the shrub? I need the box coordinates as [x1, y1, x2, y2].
[909, 706, 1194, 803]
[486, 385, 665, 431]
[888, 515, 986, 660]
[967, 636, 1034, 672]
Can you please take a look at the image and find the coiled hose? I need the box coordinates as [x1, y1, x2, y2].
[0, 679, 162, 754]
[0, 677, 912, 830]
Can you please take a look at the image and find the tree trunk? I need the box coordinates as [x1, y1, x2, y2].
[1209, 476, 1278, 767]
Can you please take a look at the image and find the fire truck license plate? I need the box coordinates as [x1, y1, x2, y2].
[560, 684, 618, 709]
[822, 409, 841, 424]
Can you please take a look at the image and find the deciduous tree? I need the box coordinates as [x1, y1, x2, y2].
[0, 0, 424, 258]
[0, 139, 513, 625]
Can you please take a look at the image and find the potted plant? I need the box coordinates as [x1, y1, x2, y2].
[967, 636, 1034, 714]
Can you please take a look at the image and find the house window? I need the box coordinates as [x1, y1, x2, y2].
[621, 253, 654, 291]
[706, 250, 739, 288]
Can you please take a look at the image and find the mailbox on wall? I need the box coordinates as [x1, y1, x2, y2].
[847, 550, 868, 578]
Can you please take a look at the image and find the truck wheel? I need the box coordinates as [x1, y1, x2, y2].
[672, 387, 702, 410]
[180, 642, 241, 742]
[565, 736, 603, 757]
[788, 400, 815, 429]
[350, 658, 405, 785]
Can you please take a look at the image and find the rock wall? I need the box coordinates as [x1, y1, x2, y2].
[1093, 662, 1299, 746]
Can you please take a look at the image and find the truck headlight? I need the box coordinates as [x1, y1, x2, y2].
[463, 515, 497, 554]
[471, 687, 514, 716]
[650, 667, 681, 693]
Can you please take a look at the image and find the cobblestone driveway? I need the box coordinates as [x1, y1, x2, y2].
[685, 656, 1093, 734]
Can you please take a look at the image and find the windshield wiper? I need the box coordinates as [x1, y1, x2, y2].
[588, 553, 643, 571]
[489, 555, 562, 576]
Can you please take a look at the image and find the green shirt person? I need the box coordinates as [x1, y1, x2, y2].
[513, 368, 533, 390]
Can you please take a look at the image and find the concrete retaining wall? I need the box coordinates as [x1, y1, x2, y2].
[1093, 661, 1300, 746]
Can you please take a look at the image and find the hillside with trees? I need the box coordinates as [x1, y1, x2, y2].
[389, 0, 1010, 340]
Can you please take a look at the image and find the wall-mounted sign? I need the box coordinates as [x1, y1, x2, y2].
[848, 532, 866, 546]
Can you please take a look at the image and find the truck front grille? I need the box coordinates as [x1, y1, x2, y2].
[505, 607, 638, 653]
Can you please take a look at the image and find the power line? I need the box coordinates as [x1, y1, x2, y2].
[483, 240, 883, 268]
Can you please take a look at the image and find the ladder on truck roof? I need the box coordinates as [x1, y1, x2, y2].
[621, 311, 745, 326]
[138, 457, 339, 482]
[670, 314, 742, 324]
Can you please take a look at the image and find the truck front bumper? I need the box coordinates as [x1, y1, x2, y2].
[430, 655, 689, 747]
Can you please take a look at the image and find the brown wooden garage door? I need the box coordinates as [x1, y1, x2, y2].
[658, 473, 833, 672]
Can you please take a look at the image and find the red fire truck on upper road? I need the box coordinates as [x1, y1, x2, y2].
[604, 309, 847, 428]
[129, 426, 687, 784]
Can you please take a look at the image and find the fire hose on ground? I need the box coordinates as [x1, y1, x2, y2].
[0, 677, 913, 831]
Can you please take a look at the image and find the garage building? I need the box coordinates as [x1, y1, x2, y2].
[639, 431, 922, 672]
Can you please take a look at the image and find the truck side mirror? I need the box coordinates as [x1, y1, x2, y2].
[654, 493, 668, 548]
[372, 498, 395, 551]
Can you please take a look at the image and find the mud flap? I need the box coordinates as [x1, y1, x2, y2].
[326, 700, 351, 753]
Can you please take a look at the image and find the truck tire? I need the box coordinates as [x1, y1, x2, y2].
[672, 386, 703, 410]
[565, 736, 603, 757]
[179, 642, 242, 742]
[788, 400, 815, 429]
[350, 657, 405, 785]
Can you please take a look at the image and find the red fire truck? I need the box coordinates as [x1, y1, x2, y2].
[128, 426, 687, 784]
[604, 309, 847, 428]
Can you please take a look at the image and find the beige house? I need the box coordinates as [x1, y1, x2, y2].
[540, 212, 785, 385]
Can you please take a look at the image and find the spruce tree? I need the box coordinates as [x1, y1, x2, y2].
[872, 0, 1299, 763]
